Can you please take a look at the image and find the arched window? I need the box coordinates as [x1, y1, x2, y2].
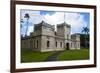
[60, 42, 62, 47]
[34, 40, 35, 48]
[24, 41, 26, 45]
[37, 40, 38, 48]
[56, 41, 57, 47]
[78, 43, 79, 48]
[47, 41, 50, 47]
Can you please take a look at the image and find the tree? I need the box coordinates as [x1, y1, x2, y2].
[82, 27, 89, 34]
[24, 13, 30, 36]
[82, 27, 89, 48]
[20, 19, 24, 37]
[20, 19, 24, 28]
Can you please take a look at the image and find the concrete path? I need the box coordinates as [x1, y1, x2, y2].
[45, 51, 62, 61]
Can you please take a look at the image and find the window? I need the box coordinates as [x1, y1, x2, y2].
[67, 34, 69, 39]
[30, 40, 32, 48]
[24, 41, 26, 45]
[33, 40, 34, 48]
[56, 41, 57, 47]
[78, 43, 80, 48]
[60, 42, 62, 47]
[47, 41, 50, 47]
[37, 40, 38, 48]
[33, 40, 35, 48]
[30, 40, 32, 44]
[71, 43, 73, 47]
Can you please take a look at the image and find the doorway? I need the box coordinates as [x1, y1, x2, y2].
[66, 43, 69, 50]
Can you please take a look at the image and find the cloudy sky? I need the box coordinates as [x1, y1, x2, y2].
[20, 10, 90, 36]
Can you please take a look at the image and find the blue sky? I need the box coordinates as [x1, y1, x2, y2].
[40, 11, 55, 15]
[20, 10, 90, 36]
[80, 13, 90, 27]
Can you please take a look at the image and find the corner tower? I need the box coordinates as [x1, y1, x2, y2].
[57, 22, 71, 50]
[57, 22, 71, 40]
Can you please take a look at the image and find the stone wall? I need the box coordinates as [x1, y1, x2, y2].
[21, 21, 80, 52]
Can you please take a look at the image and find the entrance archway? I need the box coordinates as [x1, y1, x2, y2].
[66, 43, 69, 50]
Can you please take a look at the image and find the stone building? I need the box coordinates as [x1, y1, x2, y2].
[21, 21, 80, 52]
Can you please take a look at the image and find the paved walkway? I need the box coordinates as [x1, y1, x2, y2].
[45, 51, 62, 61]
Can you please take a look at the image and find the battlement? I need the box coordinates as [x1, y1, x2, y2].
[57, 22, 71, 28]
[34, 21, 55, 31]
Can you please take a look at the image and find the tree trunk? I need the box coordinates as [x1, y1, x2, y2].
[25, 19, 28, 36]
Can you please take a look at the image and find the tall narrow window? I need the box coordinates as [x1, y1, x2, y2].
[33, 40, 35, 48]
[71, 43, 73, 47]
[47, 41, 50, 47]
[60, 42, 62, 47]
[34, 40, 35, 48]
[37, 40, 38, 48]
[24, 41, 26, 45]
[67, 34, 69, 39]
[78, 43, 79, 48]
[30, 40, 32, 49]
[56, 41, 57, 47]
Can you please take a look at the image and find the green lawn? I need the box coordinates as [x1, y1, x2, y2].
[21, 49, 55, 63]
[21, 49, 89, 63]
[58, 49, 89, 61]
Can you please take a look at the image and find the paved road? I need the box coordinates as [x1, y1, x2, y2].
[45, 51, 62, 61]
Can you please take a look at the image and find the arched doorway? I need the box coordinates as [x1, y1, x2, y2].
[66, 43, 69, 50]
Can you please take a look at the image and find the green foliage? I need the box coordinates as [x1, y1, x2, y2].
[82, 27, 89, 34]
[81, 27, 90, 48]
[80, 34, 90, 48]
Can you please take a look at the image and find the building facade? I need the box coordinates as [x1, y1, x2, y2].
[21, 21, 80, 52]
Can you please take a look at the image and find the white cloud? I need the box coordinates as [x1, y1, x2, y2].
[65, 13, 88, 33]
[21, 10, 88, 36]
[21, 10, 43, 24]
[21, 10, 43, 36]
[43, 12, 64, 30]
[43, 12, 88, 33]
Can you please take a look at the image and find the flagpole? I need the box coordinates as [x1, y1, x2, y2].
[64, 12, 65, 23]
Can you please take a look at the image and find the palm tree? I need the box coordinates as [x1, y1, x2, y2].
[82, 27, 89, 34]
[82, 27, 89, 48]
[20, 19, 24, 37]
[24, 13, 30, 36]
[21, 19, 24, 28]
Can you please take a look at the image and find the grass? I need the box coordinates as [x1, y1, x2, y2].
[21, 49, 55, 63]
[21, 49, 89, 63]
[58, 49, 89, 61]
